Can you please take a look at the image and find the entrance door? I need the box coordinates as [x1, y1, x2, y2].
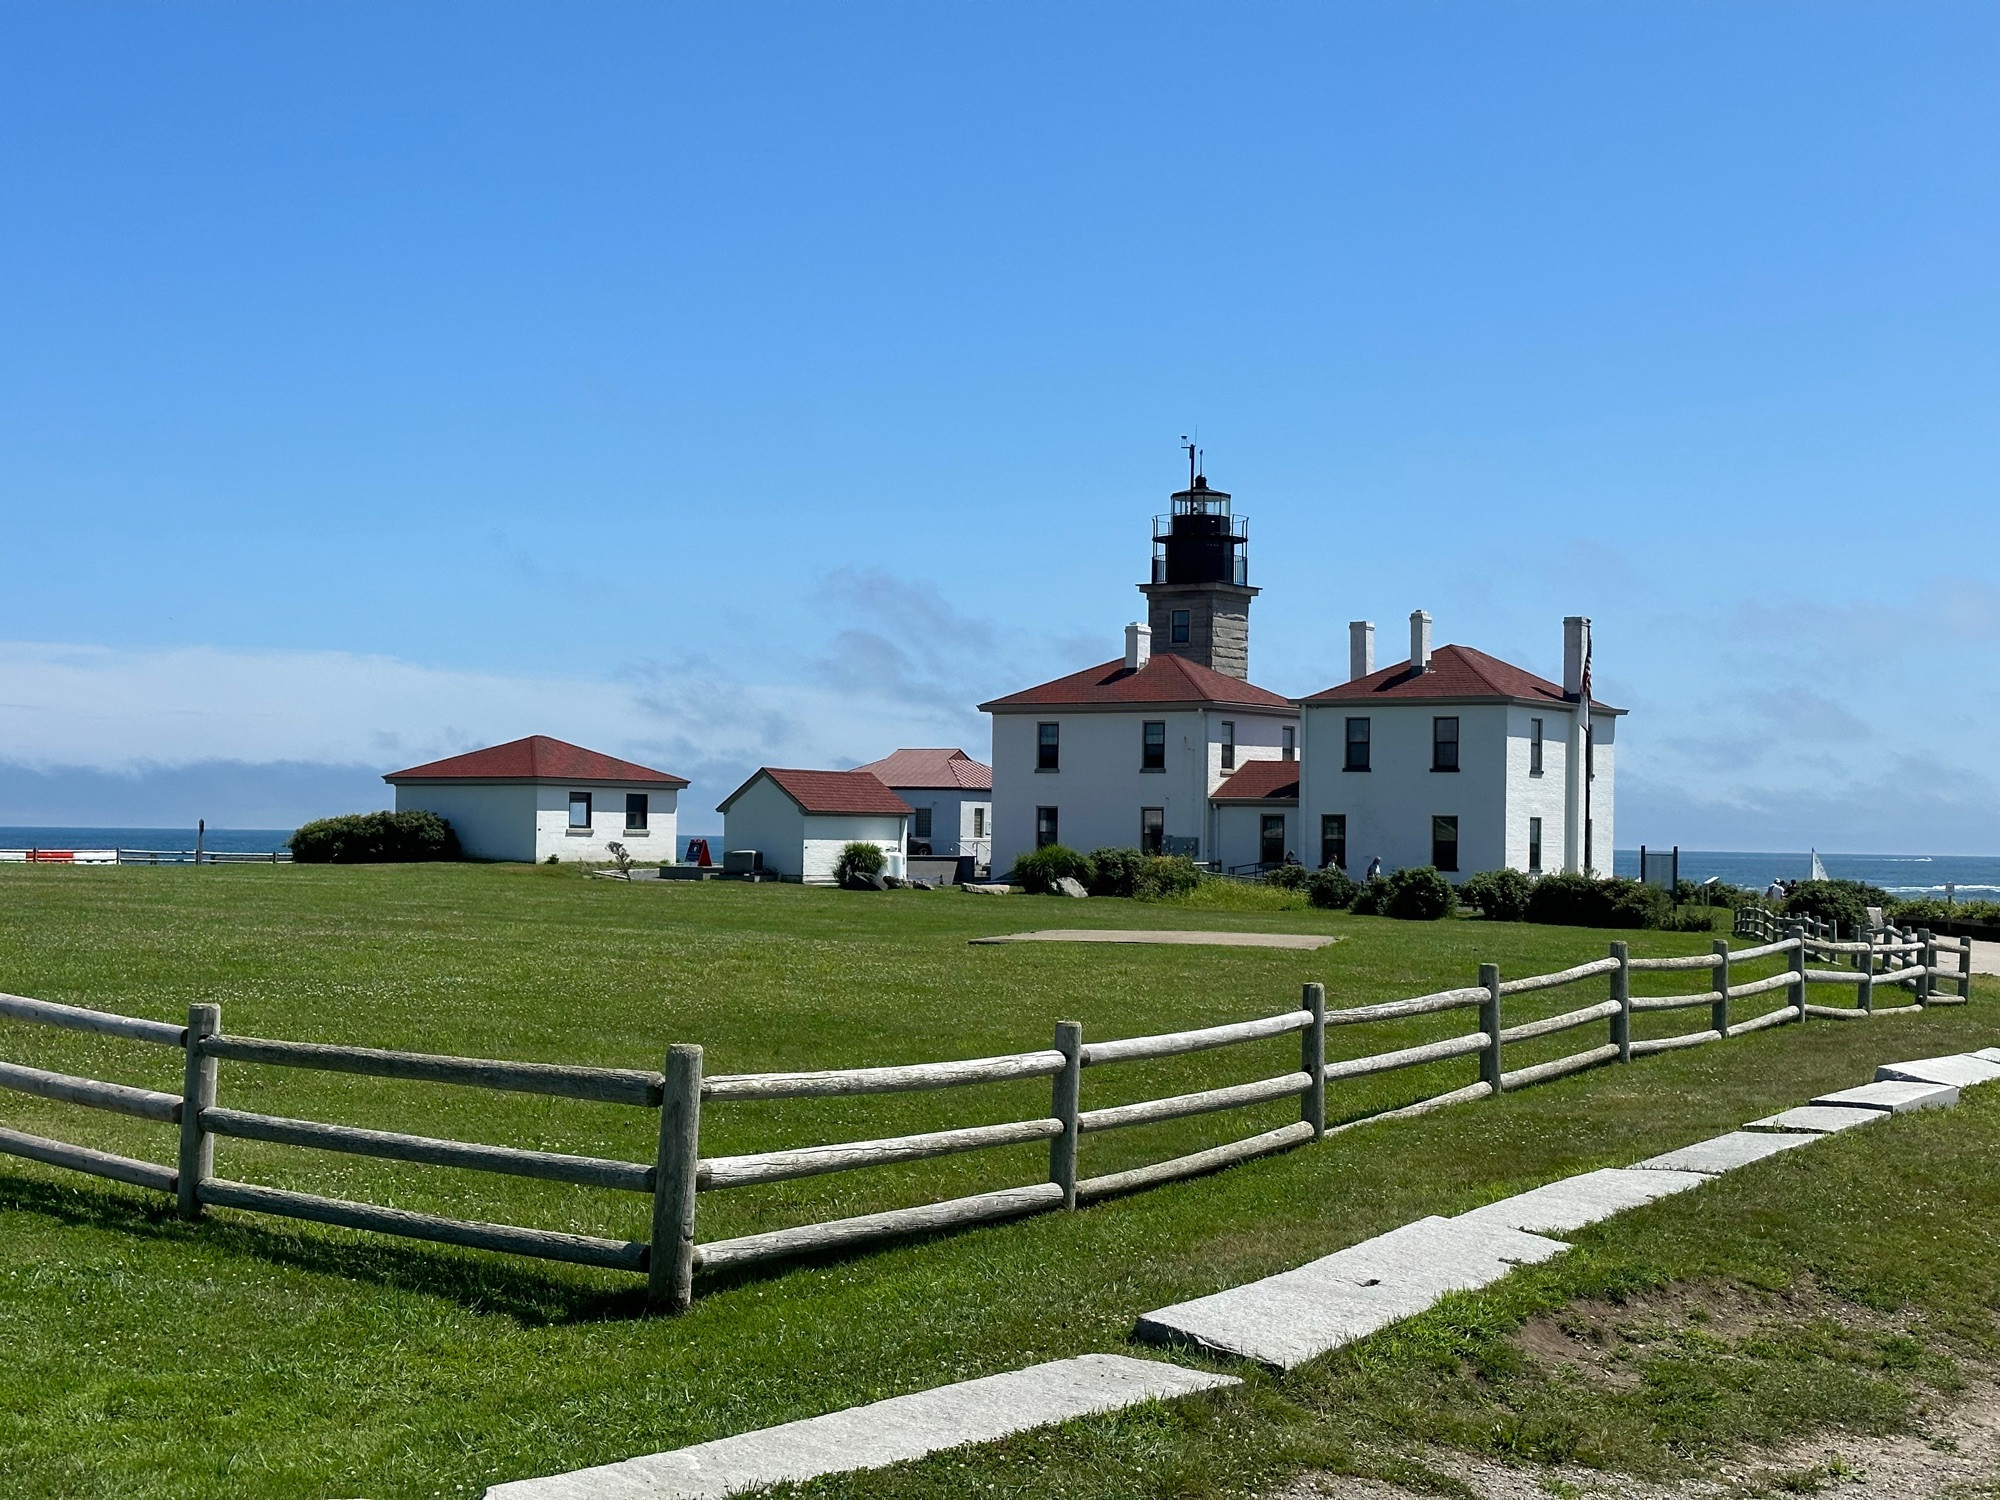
[1260, 814, 1286, 866]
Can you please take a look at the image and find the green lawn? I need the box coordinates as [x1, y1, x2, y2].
[0, 863, 1991, 1499]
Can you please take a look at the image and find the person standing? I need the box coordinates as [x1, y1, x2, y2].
[1366, 855, 1383, 881]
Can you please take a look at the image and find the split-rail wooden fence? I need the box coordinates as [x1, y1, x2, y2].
[0, 922, 1974, 1312]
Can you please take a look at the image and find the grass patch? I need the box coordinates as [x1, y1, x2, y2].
[0, 863, 1992, 1498]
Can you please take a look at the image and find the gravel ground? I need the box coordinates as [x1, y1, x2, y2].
[1275, 1382, 2000, 1499]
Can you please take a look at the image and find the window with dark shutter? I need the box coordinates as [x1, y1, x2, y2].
[1142, 720, 1166, 771]
[1345, 717, 1370, 772]
[1432, 717, 1459, 772]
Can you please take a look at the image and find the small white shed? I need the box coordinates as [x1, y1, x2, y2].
[718, 768, 911, 884]
[385, 735, 689, 863]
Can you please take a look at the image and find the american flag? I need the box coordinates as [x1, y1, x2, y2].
[1579, 631, 1592, 709]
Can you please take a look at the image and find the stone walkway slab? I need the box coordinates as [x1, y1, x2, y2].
[484, 1354, 1236, 1499]
[1747, 1104, 1883, 1133]
[970, 929, 1341, 949]
[1632, 1130, 1818, 1175]
[1452, 1167, 1709, 1236]
[1134, 1216, 1568, 1370]
[1812, 1079, 1959, 1113]
[1876, 1054, 2000, 1089]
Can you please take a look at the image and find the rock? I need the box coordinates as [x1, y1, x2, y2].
[842, 871, 888, 891]
[881, 875, 906, 889]
[1052, 876, 1089, 899]
[907, 879, 934, 891]
[961, 882, 1011, 895]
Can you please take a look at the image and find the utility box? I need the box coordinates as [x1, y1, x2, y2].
[724, 849, 763, 875]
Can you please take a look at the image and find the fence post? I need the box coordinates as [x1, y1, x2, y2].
[649, 1043, 702, 1314]
[1786, 922, 1807, 1022]
[1858, 935, 1874, 1014]
[177, 1003, 220, 1221]
[1049, 1021, 1083, 1209]
[1917, 929, 1934, 1007]
[1609, 941, 1631, 1062]
[1711, 939, 1730, 1038]
[1479, 962, 1503, 1094]
[1962, 934, 1975, 999]
[1299, 984, 1326, 1140]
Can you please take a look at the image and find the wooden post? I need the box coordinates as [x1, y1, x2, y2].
[649, 1043, 702, 1313]
[1049, 1021, 1083, 1209]
[1858, 936, 1874, 1014]
[1300, 984, 1326, 1140]
[1786, 922, 1807, 1022]
[1479, 963, 1503, 1093]
[1610, 941, 1631, 1062]
[177, 1003, 220, 1220]
[1961, 934, 1974, 999]
[1711, 939, 1730, 1038]
[1917, 929, 1934, 1006]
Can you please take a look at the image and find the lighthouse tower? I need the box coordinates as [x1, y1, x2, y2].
[1137, 462, 1258, 680]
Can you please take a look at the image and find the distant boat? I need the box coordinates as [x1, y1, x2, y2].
[1809, 849, 1828, 882]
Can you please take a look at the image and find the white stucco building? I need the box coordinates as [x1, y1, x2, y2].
[1210, 758, 1303, 873]
[981, 623, 1297, 874]
[384, 735, 688, 863]
[852, 748, 992, 862]
[1296, 613, 1621, 881]
[718, 767, 911, 883]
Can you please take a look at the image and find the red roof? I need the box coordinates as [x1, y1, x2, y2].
[853, 748, 993, 791]
[980, 654, 1294, 713]
[1211, 759, 1300, 802]
[384, 735, 689, 786]
[1301, 644, 1625, 712]
[719, 768, 913, 818]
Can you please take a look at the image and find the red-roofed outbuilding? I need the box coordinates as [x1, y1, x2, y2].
[852, 749, 994, 862]
[717, 768, 913, 884]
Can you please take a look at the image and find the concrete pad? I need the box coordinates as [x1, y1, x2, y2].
[969, 928, 1341, 949]
[484, 1354, 1236, 1500]
[1812, 1079, 1959, 1113]
[1746, 1104, 1884, 1134]
[1875, 1054, 2000, 1089]
[1979, 1047, 2000, 1063]
[1451, 1167, 1709, 1236]
[1632, 1131, 1819, 1175]
[1133, 1215, 1568, 1371]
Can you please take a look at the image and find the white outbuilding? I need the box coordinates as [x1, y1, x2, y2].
[384, 735, 689, 863]
[718, 768, 912, 883]
[851, 748, 993, 862]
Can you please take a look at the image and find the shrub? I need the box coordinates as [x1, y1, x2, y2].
[1460, 868, 1532, 922]
[1380, 866, 1455, 921]
[1348, 875, 1391, 916]
[1659, 906, 1722, 933]
[1085, 847, 1146, 898]
[832, 841, 886, 885]
[1783, 879, 1886, 936]
[289, 811, 460, 864]
[1306, 865, 1358, 910]
[1673, 879, 1757, 909]
[1012, 844, 1094, 894]
[1133, 855, 1201, 901]
[1889, 896, 2000, 928]
[1264, 862, 1310, 891]
[1524, 873, 1669, 929]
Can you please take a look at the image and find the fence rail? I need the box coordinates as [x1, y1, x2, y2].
[0, 918, 1976, 1311]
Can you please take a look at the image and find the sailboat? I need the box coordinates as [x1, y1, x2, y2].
[1808, 849, 1828, 882]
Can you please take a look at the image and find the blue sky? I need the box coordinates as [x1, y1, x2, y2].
[2, 3, 1997, 850]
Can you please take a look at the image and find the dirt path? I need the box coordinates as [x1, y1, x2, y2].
[1276, 1381, 2000, 1499]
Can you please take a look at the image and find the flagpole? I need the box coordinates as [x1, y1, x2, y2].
[1580, 629, 1593, 876]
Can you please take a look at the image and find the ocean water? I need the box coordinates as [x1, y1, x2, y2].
[1613, 849, 2000, 899]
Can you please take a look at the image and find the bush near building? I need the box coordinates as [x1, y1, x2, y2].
[1525, 872, 1669, 929]
[1460, 867, 1533, 922]
[288, 810, 460, 863]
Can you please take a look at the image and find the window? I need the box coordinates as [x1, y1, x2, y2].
[972, 807, 986, 838]
[1432, 716, 1459, 772]
[1035, 806, 1059, 848]
[1260, 814, 1287, 866]
[1140, 807, 1164, 854]
[1530, 718, 1544, 776]
[1170, 608, 1191, 645]
[1282, 725, 1296, 762]
[1220, 720, 1236, 771]
[625, 793, 648, 832]
[1345, 716, 1370, 772]
[1142, 720, 1166, 772]
[912, 807, 933, 840]
[1320, 814, 1346, 871]
[1528, 816, 1543, 874]
[1037, 722, 1060, 772]
[568, 791, 592, 829]
[1432, 815, 1459, 872]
